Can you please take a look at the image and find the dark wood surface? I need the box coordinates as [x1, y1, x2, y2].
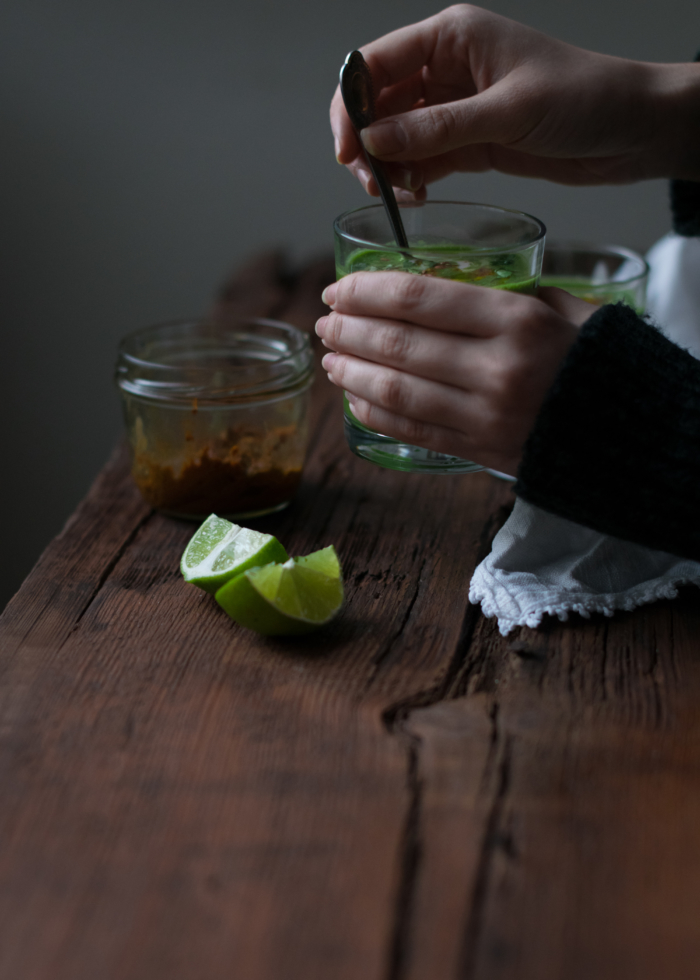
[2, 254, 700, 980]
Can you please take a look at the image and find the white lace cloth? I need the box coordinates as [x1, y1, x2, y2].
[469, 232, 700, 635]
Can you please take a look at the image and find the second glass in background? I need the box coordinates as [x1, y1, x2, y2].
[540, 243, 648, 312]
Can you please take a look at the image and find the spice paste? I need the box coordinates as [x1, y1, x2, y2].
[132, 423, 303, 517]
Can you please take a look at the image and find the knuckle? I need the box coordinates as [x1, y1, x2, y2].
[475, 401, 503, 447]
[331, 354, 347, 385]
[336, 273, 361, 308]
[325, 311, 344, 348]
[401, 416, 430, 446]
[442, 4, 476, 24]
[377, 371, 406, 412]
[490, 351, 522, 399]
[379, 324, 411, 363]
[429, 102, 460, 146]
[390, 272, 427, 312]
[514, 303, 545, 338]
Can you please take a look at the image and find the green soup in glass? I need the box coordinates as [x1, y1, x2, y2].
[333, 201, 546, 473]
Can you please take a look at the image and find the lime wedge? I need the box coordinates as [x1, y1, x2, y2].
[180, 514, 288, 594]
[215, 545, 344, 635]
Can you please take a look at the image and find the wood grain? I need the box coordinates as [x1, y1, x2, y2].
[1, 252, 699, 979]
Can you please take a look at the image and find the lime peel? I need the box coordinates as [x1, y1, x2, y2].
[180, 514, 288, 595]
[215, 545, 344, 636]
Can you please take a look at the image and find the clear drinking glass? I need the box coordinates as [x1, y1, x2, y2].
[116, 318, 314, 519]
[333, 200, 546, 473]
[540, 243, 648, 313]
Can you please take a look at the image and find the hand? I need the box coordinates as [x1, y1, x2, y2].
[330, 4, 700, 197]
[316, 272, 593, 475]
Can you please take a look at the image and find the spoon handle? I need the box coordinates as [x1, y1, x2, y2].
[339, 51, 410, 251]
[363, 152, 410, 249]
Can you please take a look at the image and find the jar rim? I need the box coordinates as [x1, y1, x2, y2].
[333, 199, 547, 256]
[116, 316, 314, 404]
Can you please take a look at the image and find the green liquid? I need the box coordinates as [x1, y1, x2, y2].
[539, 275, 641, 311]
[335, 242, 540, 473]
[338, 243, 539, 294]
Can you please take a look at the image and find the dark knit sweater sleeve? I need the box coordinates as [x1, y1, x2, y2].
[515, 304, 700, 560]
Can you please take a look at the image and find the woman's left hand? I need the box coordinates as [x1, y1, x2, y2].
[316, 271, 592, 475]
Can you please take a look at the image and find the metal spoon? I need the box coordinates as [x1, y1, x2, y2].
[339, 50, 410, 250]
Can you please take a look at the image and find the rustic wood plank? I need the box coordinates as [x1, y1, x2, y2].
[400, 594, 700, 980]
[0, 255, 513, 979]
[0, 443, 150, 663]
[3, 250, 698, 980]
[0, 521, 409, 979]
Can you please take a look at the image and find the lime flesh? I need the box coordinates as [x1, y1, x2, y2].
[180, 514, 288, 594]
[215, 545, 343, 635]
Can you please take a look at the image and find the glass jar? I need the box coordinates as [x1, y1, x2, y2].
[116, 318, 314, 519]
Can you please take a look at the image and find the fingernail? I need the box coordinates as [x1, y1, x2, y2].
[334, 135, 341, 160]
[321, 353, 337, 371]
[357, 168, 372, 192]
[315, 315, 328, 337]
[321, 284, 337, 306]
[397, 168, 422, 191]
[346, 393, 357, 406]
[361, 120, 406, 157]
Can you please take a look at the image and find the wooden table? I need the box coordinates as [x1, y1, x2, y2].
[2, 253, 700, 980]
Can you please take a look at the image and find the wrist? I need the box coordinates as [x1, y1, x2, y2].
[649, 62, 700, 180]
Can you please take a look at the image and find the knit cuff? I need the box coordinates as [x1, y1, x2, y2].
[671, 179, 700, 236]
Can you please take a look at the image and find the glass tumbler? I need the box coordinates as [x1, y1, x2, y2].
[333, 200, 546, 473]
[116, 318, 314, 519]
[540, 243, 648, 313]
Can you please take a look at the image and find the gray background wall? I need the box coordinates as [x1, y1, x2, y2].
[1, 0, 698, 610]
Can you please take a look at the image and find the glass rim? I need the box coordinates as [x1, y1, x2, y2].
[116, 316, 314, 404]
[543, 240, 649, 286]
[333, 199, 547, 256]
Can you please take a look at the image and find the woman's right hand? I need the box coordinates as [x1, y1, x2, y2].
[330, 4, 700, 198]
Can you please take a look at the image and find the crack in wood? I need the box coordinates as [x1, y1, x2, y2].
[56, 509, 154, 650]
[385, 731, 423, 980]
[372, 497, 512, 710]
[645, 627, 664, 727]
[374, 499, 516, 976]
[460, 712, 513, 979]
[362, 557, 429, 695]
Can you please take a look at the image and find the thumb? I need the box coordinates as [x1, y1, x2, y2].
[361, 80, 535, 162]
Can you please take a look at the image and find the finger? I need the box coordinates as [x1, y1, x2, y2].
[349, 158, 424, 192]
[359, 16, 442, 90]
[343, 160, 427, 199]
[373, 72, 426, 119]
[330, 86, 362, 164]
[316, 311, 488, 387]
[346, 395, 479, 463]
[322, 351, 476, 435]
[346, 159, 380, 196]
[330, 12, 444, 165]
[397, 145, 602, 188]
[327, 271, 539, 337]
[538, 286, 598, 325]
[360, 77, 539, 162]
[330, 74, 428, 165]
